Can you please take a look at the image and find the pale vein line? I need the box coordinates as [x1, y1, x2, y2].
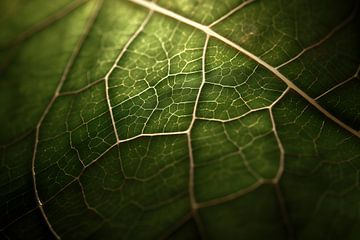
[4, 0, 89, 49]
[0, 207, 38, 231]
[84, 131, 187, 169]
[195, 106, 269, 123]
[208, 0, 256, 27]
[269, 88, 294, 238]
[188, 35, 210, 131]
[315, 65, 360, 100]
[117, 131, 187, 144]
[274, 184, 294, 240]
[129, 0, 209, 32]
[129, 0, 359, 138]
[0, 129, 33, 148]
[270, 87, 289, 182]
[197, 179, 268, 208]
[104, 10, 154, 142]
[159, 212, 192, 240]
[185, 35, 209, 239]
[44, 179, 78, 204]
[31, 1, 103, 239]
[195, 88, 289, 123]
[196, 86, 289, 208]
[78, 180, 107, 219]
[276, 3, 358, 69]
[58, 77, 104, 96]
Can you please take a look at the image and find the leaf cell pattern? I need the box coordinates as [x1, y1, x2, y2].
[1, 0, 360, 239]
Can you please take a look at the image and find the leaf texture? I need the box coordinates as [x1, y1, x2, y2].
[0, 0, 359, 239]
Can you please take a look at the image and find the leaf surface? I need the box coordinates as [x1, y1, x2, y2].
[1, 0, 359, 239]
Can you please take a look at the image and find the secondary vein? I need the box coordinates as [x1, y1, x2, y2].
[128, 0, 359, 138]
[31, 1, 104, 239]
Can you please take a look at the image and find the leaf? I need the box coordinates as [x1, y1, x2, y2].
[1, 0, 359, 239]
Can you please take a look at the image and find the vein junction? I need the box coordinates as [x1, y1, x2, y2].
[129, 0, 359, 138]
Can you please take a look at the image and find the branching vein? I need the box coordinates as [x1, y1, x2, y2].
[208, 0, 256, 27]
[276, 3, 358, 69]
[103, 10, 154, 142]
[129, 0, 359, 138]
[31, 1, 103, 239]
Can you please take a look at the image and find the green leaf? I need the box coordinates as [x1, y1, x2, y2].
[1, 0, 359, 239]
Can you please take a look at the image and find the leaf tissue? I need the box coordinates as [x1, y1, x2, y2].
[0, 0, 359, 239]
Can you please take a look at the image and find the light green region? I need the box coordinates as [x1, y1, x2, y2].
[110, 14, 205, 138]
